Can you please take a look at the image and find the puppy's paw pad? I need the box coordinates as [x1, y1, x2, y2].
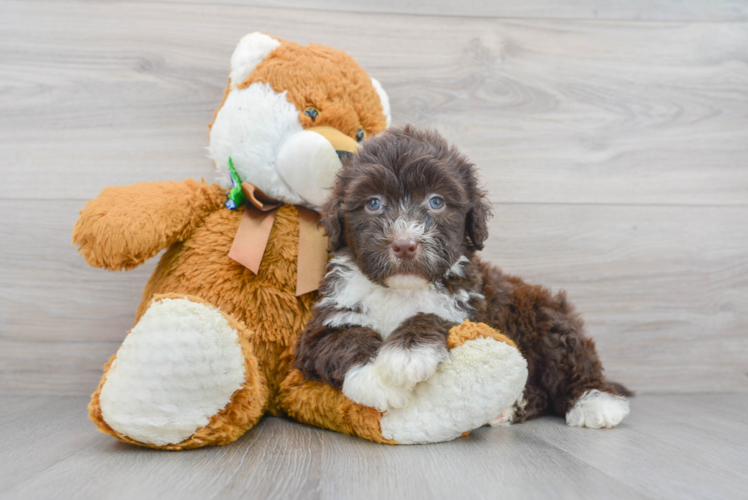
[566, 390, 630, 429]
[375, 344, 448, 387]
[343, 363, 411, 412]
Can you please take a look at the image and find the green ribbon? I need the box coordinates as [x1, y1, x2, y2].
[225, 157, 247, 210]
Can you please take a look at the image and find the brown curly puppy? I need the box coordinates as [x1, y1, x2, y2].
[295, 126, 632, 428]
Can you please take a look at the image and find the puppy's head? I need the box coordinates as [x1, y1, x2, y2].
[321, 126, 492, 289]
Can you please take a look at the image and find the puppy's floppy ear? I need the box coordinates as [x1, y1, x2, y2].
[465, 171, 492, 251]
[320, 183, 346, 252]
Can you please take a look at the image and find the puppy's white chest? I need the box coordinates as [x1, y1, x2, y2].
[357, 287, 469, 338]
[320, 257, 473, 338]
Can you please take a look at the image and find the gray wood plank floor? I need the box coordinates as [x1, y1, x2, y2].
[0, 394, 746, 500]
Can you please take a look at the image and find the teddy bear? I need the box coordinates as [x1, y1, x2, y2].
[72, 32, 528, 449]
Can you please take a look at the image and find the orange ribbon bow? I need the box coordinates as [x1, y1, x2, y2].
[228, 182, 329, 296]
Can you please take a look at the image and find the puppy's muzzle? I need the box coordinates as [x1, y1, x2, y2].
[392, 236, 418, 260]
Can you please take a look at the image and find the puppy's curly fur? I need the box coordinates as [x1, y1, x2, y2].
[295, 126, 631, 425]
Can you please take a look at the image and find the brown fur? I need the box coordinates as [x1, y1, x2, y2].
[72, 180, 226, 271]
[301, 126, 631, 422]
[294, 322, 382, 390]
[474, 268, 633, 420]
[384, 313, 453, 352]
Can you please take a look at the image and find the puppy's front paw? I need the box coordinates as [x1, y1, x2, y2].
[566, 390, 630, 429]
[342, 363, 411, 412]
[374, 344, 448, 387]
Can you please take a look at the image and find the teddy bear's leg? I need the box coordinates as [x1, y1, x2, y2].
[377, 321, 528, 444]
[89, 294, 269, 450]
[278, 369, 397, 444]
[278, 321, 527, 445]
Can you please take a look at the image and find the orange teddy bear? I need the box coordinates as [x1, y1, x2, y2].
[72, 32, 527, 449]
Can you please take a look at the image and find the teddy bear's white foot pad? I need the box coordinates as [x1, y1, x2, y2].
[99, 298, 246, 446]
[379, 337, 528, 444]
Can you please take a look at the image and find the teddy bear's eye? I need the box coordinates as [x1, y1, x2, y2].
[304, 107, 319, 122]
[356, 129, 365, 143]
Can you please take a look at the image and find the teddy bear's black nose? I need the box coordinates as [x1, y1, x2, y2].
[336, 150, 353, 162]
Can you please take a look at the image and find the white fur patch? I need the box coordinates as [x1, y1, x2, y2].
[370, 77, 391, 127]
[380, 338, 528, 444]
[445, 256, 470, 279]
[99, 298, 246, 446]
[342, 363, 411, 412]
[566, 389, 630, 429]
[320, 255, 477, 338]
[385, 274, 429, 290]
[385, 217, 440, 268]
[375, 344, 448, 388]
[208, 82, 306, 205]
[229, 32, 280, 88]
[387, 217, 431, 241]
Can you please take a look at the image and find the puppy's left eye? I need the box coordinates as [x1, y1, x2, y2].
[366, 198, 382, 212]
[356, 129, 365, 143]
[428, 196, 445, 210]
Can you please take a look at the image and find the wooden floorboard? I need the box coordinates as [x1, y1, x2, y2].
[531, 398, 748, 499]
[0, 397, 102, 493]
[0, 394, 746, 500]
[124, 0, 748, 22]
[2, 1, 747, 205]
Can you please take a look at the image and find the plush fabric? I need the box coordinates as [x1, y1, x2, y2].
[74, 32, 528, 450]
[89, 294, 268, 450]
[73, 180, 225, 271]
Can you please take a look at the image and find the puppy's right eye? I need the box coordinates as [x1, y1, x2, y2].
[365, 198, 382, 212]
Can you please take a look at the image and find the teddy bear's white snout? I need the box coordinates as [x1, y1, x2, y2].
[276, 130, 343, 209]
[276, 126, 360, 209]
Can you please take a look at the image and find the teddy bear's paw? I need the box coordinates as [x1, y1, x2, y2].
[342, 363, 412, 412]
[98, 297, 247, 446]
[566, 390, 630, 429]
[379, 336, 528, 444]
[374, 344, 448, 388]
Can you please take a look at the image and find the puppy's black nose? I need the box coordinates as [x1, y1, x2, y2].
[392, 236, 418, 259]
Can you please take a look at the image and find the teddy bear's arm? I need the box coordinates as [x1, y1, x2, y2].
[72, 179, 226, 271]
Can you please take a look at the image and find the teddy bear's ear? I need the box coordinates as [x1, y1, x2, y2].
[370, 78, 391, 128]
[229, 32, 281, 89]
